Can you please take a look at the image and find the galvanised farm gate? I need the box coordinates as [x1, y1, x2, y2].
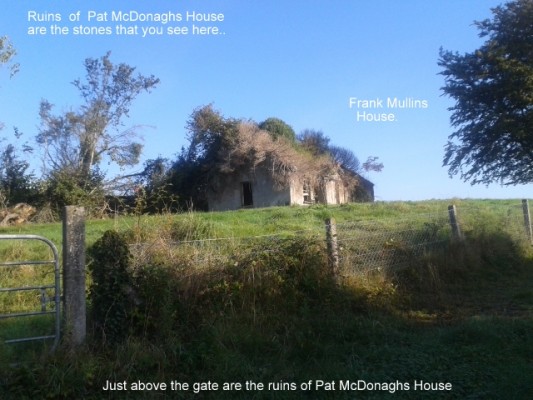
[0, 234, 61, 352]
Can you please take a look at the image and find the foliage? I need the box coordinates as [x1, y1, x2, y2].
[163, 105, 240, 209]
[165, 148, 206, 210]
[361, 155, 384, 173]
[217, 122, 336, 188]
[297, 129, 331, 156]
[88, 230, 135, 344]
[329, 145, 361, 174]
[0, 36, 21, 203]
[439, 0, 533, 185]
[137, 157, 169, 194]
[170, 212, 214, 240]
[185, 104, 240, 165]
[37, 52, 160, 187]
[0, 128, 37, 206]
[43, 168, 106, 218]
[0, 35, 18, 77]
[1, 200, 533, 398]
[132, 157, 180, 213]
[258, 117, 296, 142]
[297, 130, 381, 176]
[296, 130, 381, 199]
[165, 105, 370, 209]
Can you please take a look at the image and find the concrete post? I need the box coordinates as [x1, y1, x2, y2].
[62, 206, 86, 346]
[522, 199, 533, 245]
[325, 218, 340, 282]
[448, 204, 464, 241]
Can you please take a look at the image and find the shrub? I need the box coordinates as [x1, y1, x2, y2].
[130, 263, 181, 340]
[88, 230, 135, 345]
[44, 168, 106, 218]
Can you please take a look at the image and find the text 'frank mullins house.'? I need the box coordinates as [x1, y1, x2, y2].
[205, 123, 374, 212]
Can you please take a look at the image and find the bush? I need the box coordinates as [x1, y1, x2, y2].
[44, 169, 106, 218]
[190, 236, 335, 320]
[88, 230, 135, 345]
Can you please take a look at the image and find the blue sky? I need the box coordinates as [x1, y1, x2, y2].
[1, 0, 531, 201]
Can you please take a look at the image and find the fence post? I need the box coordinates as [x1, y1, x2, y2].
[522, 199, 533, 245]
[448, 205, 464, 241]
[325, 218, 339, 282]
[62, 206, 86, 346]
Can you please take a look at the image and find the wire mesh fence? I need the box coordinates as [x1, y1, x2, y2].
[334, 201, 533, 277]
[129, 229, 325, 273]
[453, 202, 531, 244]
[128, 200, 533, 280]
[334, 211, 452, 276]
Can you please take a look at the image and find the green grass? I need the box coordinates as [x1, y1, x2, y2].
[0, 199, 532, 399]
[0, 198, 527, 243]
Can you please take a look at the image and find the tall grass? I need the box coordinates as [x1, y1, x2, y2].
[1, 199, 532, 398]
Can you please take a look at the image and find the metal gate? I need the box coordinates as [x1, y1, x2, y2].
[0, 234, 61, 352]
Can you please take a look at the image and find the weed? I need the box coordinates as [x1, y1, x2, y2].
[1, 199, 532, 399]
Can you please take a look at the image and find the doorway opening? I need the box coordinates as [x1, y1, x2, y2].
[241, 181, 253, 207]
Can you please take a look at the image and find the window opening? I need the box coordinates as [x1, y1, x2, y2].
[303, 180, 314, 204]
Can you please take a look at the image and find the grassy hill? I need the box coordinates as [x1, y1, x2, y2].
[0, 197, 527, 241]
[1, 199, 532, 399]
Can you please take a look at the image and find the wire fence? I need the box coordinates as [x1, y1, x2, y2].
[454, 202, 530, 242]
[129, 228, 324, 272]
[334, 211, 452, 276]
[128, 200, 533, 279]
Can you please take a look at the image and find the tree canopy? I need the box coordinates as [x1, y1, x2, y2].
[0, 129, 36, 205]
[439, 0, 533, 185]
[259, 117, 296, 142]
[0, 36, 18, 78]
[297, 129, 331, 156]
[37, 52, 160, 185]
[1, 36, 18, 133]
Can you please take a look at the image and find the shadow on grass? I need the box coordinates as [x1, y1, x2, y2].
[0, 312, 57, 367]
[1, 230, 532, 399]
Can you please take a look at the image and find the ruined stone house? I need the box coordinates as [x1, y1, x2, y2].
[202, 121, 375, 211]
[206, 163, 374, 212]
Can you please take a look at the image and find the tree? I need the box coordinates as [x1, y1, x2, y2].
[184, 104, 239, 166]
[0, 36, 18, 77]
[362, 156, 384, 173]
[0, 39, 33, 206]
[1, 36, 18, 134]
[297, 130, 382, 174]
[439, 0, 533, 185]
[165, 105, 240, 209]
[37, 52, 160, 186]
[0, 129, 36, 205]
[138, 157, 169, 193]
[329, 145, 361, 174]
[297, 129, 330, 156]
[259, 117, 296, 142]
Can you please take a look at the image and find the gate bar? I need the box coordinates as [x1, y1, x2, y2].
[0, 234, 61, 351]
[5, 335, 56, 344]
[1, 310, 56, 319]
[0, 284, 55, 292]
[0, 260, 55, 267]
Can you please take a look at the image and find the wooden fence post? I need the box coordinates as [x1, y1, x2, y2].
[63, 206, 86, 346]
[522, 199, 533, 245]
[325, 218, 339, 282]
[448, 205, 464, 241]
